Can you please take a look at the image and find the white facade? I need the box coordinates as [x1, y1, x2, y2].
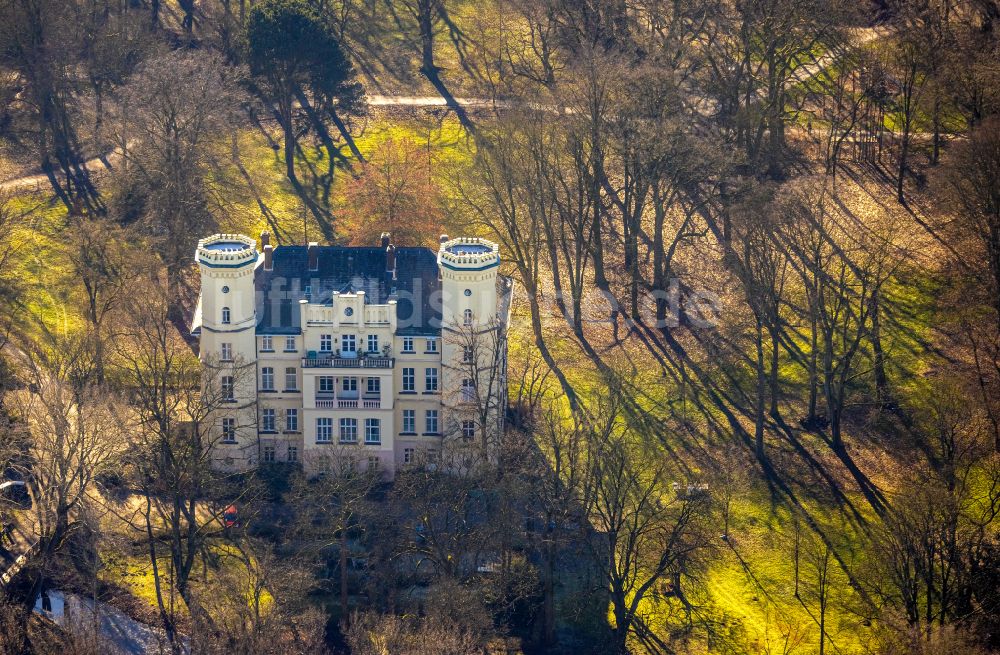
[193, 233, 509, 478]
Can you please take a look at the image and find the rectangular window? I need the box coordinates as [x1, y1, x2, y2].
[365, 419, 381, 444]
[285, 336, 296, 352]
[261, 335, 273, 351]
[286, 408, 298, 432]
[402, 337, 414, 353]
[285, 367, 297, 391]
[340, 418, 358, 443]
[262, 408, 276, 432]
[425, 410, 439, 434]
[402, 409, 415, 433]
[403, 447, 415, 464]
[425, 339, 437, 353]
[402, 367, 415, 392]
[287, 446, 298, 463]
[220, 343, 232, 361]
[463, 346, 473, 363]
[221, 376, 234, 401]
[263, 446, 275, 463]
[366, 377, 380, 394]
[316, 417, 333, 443]
[462, 420, 476, 439]
[261, 367, 274, 391]
[368, 456, 379, 472]
[461, 378, 475, 403]
[320, 334, 332, 352]
[221, 417, 236, 443]
[425, 368, 438, 392]
[318, 376, 334, 393]
[367, 334, 379, 353]
[342, 334, 356, 353]
[342, 377, 357, 393]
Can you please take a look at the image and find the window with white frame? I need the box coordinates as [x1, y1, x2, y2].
[285, 367, 297, 390]
[463, 309, 473, 326]
[425, 410, 439, 434]
[365, 419, 381, 444]
[425, 367, 438, 392]
[286, 408, 298, 432]
[263, 446, 275, 463]
[367, 456, 379, 472]
[402, 367, 415, 392]
[287, 446, 298, 462]
[366, 377, 380, 395]
[221, 307, 231, 324]
[316, 418, 333, 443]
[261, 408, 276, 432]
[342, 377, 357, 393]
[342, 334, 356, 353]
[221, 417, 236, 443]
[461, 378, 475, 403]
[367, 334, 379, 353]
[402, 409, 415, 433]
[261, 335, 273, 351]
[462, 420, 476, 439]
[261, 367, 274, 391]
[320, 334, 332, 352]
[318, 376, 334, 393]
[285, 336, 296, 351]
[425, 339, 437, 353]
[463, 346, 473, 363]
[340, 418, 358, 443]
[220, 343, 232, 361]
[221, 376, 234, 401]
[403, 447, 415, 464]
[402, 337, 414, 353]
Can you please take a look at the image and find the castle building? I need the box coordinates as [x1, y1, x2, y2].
[192, 232, 511, 477]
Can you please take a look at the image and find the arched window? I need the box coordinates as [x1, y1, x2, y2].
[463, 309, 473, 326]
[221, 307, 231, 324]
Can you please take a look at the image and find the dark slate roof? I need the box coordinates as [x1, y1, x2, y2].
[254, 245, 442, 336]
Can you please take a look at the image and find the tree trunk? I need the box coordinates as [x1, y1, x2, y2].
[543, 535, 556, 646]
[870, 288, 889, 403]
[340, 525, 349, 617]
[769, 325, 780, 418]
[754, 319, 766, 463]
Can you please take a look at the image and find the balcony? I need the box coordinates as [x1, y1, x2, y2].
[313, 396, 382, 409]
[302, 355, 394, 369]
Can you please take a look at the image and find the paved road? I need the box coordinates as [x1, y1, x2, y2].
[35, 590, 179, 654]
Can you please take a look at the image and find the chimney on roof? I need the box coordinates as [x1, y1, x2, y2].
[308, 242, 318, 271]
[380, 232, 391, 248]
[386, 244, 397, 280]
[263, 244, 273, 271]
[260, 230, 270, 247]
[439, 234, 449, 244]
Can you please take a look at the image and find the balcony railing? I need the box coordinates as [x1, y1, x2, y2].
[313, 397, 382, 409]
[302, 356, 394, 369]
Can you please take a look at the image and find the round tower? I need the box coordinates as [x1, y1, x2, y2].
[437, 236, 500, 329]
[438, 236, 501, 442]
[196, 234, 259, 469]
[197, 234, 258, 338]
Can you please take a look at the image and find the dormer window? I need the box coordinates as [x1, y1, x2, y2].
[221, 307, 231, 324]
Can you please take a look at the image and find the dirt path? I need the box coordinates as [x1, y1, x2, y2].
[0, 29, 888, 195]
